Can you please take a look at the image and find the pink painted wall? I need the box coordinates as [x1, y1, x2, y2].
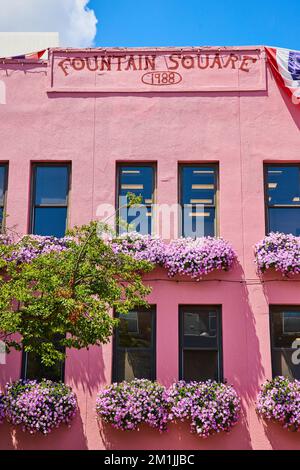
[0, 46, 300, 450]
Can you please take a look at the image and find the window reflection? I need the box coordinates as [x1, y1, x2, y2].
[180, 306, 222, 382]
[31, 165, 70, 237]
[270, 307, 300, 380]
[118, 165, 155, 235]
[114, 308, 156, 382]
[180, 165, 217, 238]
[266, 165, 300, 235]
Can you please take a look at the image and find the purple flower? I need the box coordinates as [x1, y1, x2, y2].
[5, 235, 74, 264]
[96, 378, 241, 437]
[255, 232, 300, 276]
[110, 233, 236, 279]
[257, 376, 300, 431]
[166, 380, 241, 438]
[0, 394, 5, 424]
[164, 237, 236, 278]
[4, 379, 77, 434]
[96, 379, 169, 432]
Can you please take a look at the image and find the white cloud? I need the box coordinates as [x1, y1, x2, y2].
[0, 0, 98, 47]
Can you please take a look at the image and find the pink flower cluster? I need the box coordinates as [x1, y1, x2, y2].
[4, 379, 77, 434]
[110, 233, 236, 279]
[5, 235, 73, 264]
[96, 379, 241, 437]
[255, 232, 300, 276]
[166, 380, 241, 438]
[256, 376, 300, 431]
[110, 233, 166, 265]
[96, 379, 169, 432]
[0, 394, 5, 424]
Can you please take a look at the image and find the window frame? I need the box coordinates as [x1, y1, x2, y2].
[21, 349, 65, 382]
[0, 163, 8, 232]
[269, 305, 300, 379]
[178, 163, 219, 238]
[112, 306, 157, 383]
[179, 304, 223, 382]
[116, 162, 156, 235]
[29, 162, 71, 236]
[264, 163, 300, 235]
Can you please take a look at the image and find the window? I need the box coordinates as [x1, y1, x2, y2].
[21, 337, 65, 382]
[117, 164, 155, 235]
[179, 305, 222, 382]
[0, 164, 8, 231]
[265, 165, 300, 236]
[270, 306, 300, 380]
[113, 307, 156, 382]
[31, 164, 70, 237]
[179, 164, 218, 238]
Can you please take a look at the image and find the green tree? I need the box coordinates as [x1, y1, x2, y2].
[0, 222, 153, 366]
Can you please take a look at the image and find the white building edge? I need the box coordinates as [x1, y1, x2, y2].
[0, 32, 59, 58]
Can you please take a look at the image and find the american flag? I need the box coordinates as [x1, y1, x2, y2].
[266, 47, 300, 105]
[0, 49, 47, 61]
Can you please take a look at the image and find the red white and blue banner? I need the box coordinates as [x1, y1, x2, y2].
[0, 49, 47, 61]
[266, 47, 300, 105]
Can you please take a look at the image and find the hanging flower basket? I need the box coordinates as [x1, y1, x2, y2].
[96, 379, 169, 432]
[255, 232, 300, 276]
[96, 378, 241, 438]
[110, 233, 236, 279]
[165, 380, 241, 438]
[5, 235, 73, 264]
[257, 376, 300, 431]
[4, 379, 77, 434]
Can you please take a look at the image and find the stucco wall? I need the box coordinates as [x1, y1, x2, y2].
[0, 47, 300, 450]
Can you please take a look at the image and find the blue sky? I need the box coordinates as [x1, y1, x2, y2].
[90, 0, 300, 50]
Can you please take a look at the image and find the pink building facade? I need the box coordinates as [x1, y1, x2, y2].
[0, 46, 300, 450]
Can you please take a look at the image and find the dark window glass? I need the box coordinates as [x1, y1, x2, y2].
[180, 165, 217, 238]
[266, 165, 300, 235]
[31, 165, 70, 237]
[113, 308, 156, 382]
[0, 165, 8, 230]
[270, 306, 300, 380]
[22, 337, 65, 382]
[117, 165, 155, 235]
[22, 352, 64, 382]
[183, 350, 219, 382]
[179, 306, 222, 382]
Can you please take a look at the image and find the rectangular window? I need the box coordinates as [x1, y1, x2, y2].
[117, 164, 155, 235]
[179, 164, 218, 238]
[265, 165, 300, 236]
[270, 306, 300, 380]
[0, 164, 8, 231]
[31, 164, 70, 237]
[113, 307, 156, 382]
[179, 305, 222, 382]
[21, 338, 65, 382]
